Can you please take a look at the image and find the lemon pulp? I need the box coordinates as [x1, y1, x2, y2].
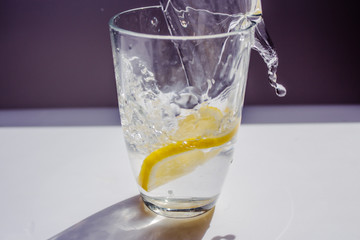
[138, 106, 239, 192]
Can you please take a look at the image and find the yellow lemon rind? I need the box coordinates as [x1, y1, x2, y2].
[138, 123, 239, 191]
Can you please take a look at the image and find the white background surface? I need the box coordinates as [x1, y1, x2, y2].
[0, 106, 360, 240]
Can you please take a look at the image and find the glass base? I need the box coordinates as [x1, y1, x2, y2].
[141, 193, 217, 218]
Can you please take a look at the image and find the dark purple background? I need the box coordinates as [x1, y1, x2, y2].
[1, 0, 359, 109]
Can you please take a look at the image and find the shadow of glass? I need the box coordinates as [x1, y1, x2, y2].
[211, 234, 236, 240]
[49, 195, 214, 240]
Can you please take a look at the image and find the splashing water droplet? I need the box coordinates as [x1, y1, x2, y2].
[275, 83, 287, 97]
[252, 18, 287, 97]
[180, 20, 188, 28]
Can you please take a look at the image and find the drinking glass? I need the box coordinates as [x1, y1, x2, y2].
[109, 5, 255, 218]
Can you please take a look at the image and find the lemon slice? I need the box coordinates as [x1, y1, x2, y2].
[171, 106, 223, 141]
[138, 106, 239, 191]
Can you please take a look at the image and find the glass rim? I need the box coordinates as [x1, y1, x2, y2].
[109, 5, 256, 40]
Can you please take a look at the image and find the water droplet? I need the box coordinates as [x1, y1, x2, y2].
[151, 17, 159, 27]
[275, 83, 287, 97]
[180, 20, 188, 28]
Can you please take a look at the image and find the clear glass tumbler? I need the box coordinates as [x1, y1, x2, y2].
[109, 5, 255, 218]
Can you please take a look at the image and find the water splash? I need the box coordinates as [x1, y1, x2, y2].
[252, 18, 286, 97]
[159, 0, 286, 97]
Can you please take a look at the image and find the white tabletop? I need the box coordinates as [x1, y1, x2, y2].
[1, 106, 360, 240]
